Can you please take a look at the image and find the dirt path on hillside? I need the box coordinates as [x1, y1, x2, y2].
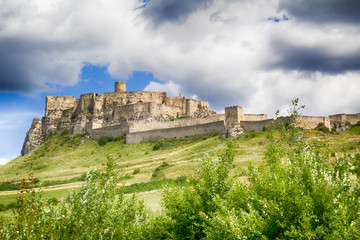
[0, 138, 218, 196]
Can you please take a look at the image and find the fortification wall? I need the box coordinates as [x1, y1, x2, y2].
[129, 114, 225, 132]
[329, 113, 360, 125]
[88, 121, 129, 139]
[45, 96, 75, 115]
[241, 119, 273, 132]
[126, 121, 225, 144]
[244, 114, 268, 121]
[185, 99, 210, 117]
[298, 116, 331, 129]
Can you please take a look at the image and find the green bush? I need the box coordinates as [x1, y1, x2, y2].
[0, 158, 149, 239]
[152, 171, 165, 179]
[98, 135, 125, 146]
[161, 141, 235, 239]
[98, 136, 112, 146]
[153, 139, 165, 151]
[133, 168, 140, 175]
[315, 122, 331, 133]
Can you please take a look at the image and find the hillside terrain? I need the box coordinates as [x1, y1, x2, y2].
[0, 125, 359, 211]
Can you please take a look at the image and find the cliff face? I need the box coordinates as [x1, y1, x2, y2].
[21, 118, 43, 155]
[21, 81, 213, 155]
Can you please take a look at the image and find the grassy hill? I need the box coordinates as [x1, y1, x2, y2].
[0, 125, 359, 212]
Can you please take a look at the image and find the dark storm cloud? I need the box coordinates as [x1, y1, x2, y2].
[279, 0, 360, 24]
[267, 39, 360, 74]
[141, 0, 214, 26]
[0, 39, 80, 93]
[0, 40, 39, 92]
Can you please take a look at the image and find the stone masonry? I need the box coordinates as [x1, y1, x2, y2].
[21, 82, 360, 155]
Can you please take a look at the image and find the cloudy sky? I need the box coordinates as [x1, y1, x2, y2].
[1, 0, 360, 164]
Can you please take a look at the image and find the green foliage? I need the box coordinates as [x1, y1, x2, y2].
[203, 99, 360, 239]
[98, 135, 112, 146]
[0, 158, 149, 239]
[98, 135, 125, 146]
[151, 162, 172, 179]
[316, 122, 331, 133]
[123, 176, 191, 194]
[170, 116, 188, 121]
[0, 181, 20, 191]
[161, 141, 235, 239]
[347, 124, 360, 135]
[153, 139, 165, 151]
[133, 168, 140, 175]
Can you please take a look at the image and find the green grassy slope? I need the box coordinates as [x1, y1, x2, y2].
[1, 128, 360, 184]
[0, 126, 359, 210]
[0, 131, 268, 184]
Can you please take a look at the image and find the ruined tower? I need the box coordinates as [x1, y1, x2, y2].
[115, 81, 126, 92]
[225, 105, 244, 128]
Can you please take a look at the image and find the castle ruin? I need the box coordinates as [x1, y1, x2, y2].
[21, 81, 360, 155]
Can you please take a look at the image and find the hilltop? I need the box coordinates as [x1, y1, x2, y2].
[21, 81, 360, 158]
[1, 125, 359, 186]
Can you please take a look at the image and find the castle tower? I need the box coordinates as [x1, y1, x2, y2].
[115, 81, 126, 92]
[225, 105, 244, 128]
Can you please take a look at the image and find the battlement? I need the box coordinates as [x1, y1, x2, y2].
[22, 81, 360, 156]
[225, 105, 242, 109]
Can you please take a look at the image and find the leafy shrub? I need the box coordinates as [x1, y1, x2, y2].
[98, 136, 112, 146]
[153, 139, 165, 150]
[0, 158, 149, 239]
[203, 99, 360, 239]
[133, 168, 140, 175]
[315, 122, 331, 133]
[161, 141, 235, 239]
[0, 204, 6, 211]
[97, 134, 125, 146]
[152, 171, 165, 179]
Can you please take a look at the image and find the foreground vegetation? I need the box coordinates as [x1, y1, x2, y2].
[0, 100, 359, 239]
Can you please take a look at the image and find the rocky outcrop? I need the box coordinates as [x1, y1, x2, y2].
[21, 118, 43, 155]
[20, 81, 223, 155]
[226, 124, 244, 138]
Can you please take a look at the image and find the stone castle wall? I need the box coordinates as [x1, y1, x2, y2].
[241, 119, 273, 132]
[126, 121, 225, 144]
[298, 116, 331, 129]
[244, 114, 268, 121]
[329, 113, 360, 125]
[88, 121, 129, 139]
[21, 81, 360, 155]
[129, 114, 225, 133]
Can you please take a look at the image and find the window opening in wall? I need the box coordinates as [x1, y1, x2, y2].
[158, 94, 160, 98]
[130, 93, 132, 96]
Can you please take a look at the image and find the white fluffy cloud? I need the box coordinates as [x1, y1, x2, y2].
[1, 0, 360, 115]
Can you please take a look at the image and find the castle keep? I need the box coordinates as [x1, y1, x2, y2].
[21, 82, 360, 155]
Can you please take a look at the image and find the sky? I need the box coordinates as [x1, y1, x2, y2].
[0, 0, 360, 164]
